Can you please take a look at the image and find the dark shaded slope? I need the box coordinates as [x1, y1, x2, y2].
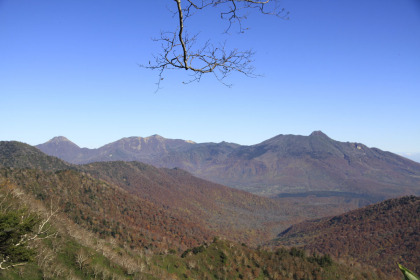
[272, 195, 420, 279]
[0, 141, 71, 171]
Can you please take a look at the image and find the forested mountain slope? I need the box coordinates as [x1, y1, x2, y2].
[0, 180, 383, 279]
[1, 141, 71, 171]
[1, 141, 348, 247]
[273, 195, 420, 279]
[0, 141, 387, 279]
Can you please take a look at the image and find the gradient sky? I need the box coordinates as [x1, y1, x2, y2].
[1, 0, 419, 156]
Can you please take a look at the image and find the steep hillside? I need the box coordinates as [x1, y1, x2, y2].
[37, 132, 420, 201]
[0, 180, 383, 280]
[0, 141, 71, 171]
[1, 168, 213, 250]
[0, 142, 387, 279]
[272, 195, 420, 279]
[79, 161, 305, 244]
[1, 141, 349, 246]
[0, 141, 211, 249]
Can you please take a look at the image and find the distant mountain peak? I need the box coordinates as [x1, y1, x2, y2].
[47, 136, 72, 143]
[145, 134, 165, 142]
[150, 134, 163, 138]
[141, 134, 196, 144]
[45, 136, 80, 148]
[38, 136, 80, 151]
[309, 130, 329, 138]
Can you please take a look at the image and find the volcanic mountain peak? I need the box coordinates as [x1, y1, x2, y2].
[309, 130, 329, 138]
[251, 130, 335, 155]
[46, 136, 77, 145]
[38, 136, 80, 151]
[258, 130, 331, 146]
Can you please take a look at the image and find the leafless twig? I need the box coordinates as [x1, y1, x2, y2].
[141, 0, 288, 91]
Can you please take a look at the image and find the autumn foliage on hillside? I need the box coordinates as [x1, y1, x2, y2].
[274, 195, 420, 279]
[0, 141, 386, 279]
[81, 161, 296, 244]
[0, 178, 382, 279]
[1, 168, 213, 251]
[0, 141, 359, 249]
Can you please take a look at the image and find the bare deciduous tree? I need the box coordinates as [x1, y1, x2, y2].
[75, 248, 91, 271]
[143, 0, 288, 90]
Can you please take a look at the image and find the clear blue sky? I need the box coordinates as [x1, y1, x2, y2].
[1, 0, 419, 156]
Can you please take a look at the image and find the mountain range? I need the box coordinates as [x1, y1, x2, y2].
[37, 131, 420, 202]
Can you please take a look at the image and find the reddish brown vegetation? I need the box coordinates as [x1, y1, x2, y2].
[274, 195, 420, 279]
[1, 168, 213, 250]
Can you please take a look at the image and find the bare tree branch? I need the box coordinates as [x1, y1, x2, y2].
[0, 191, 58, 270]
[141, 0, 288, 90]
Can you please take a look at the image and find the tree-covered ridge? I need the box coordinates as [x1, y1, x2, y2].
[1, 168, 213, 250]
[0, 141, 71, 171]
[274, 195, 420, 278]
